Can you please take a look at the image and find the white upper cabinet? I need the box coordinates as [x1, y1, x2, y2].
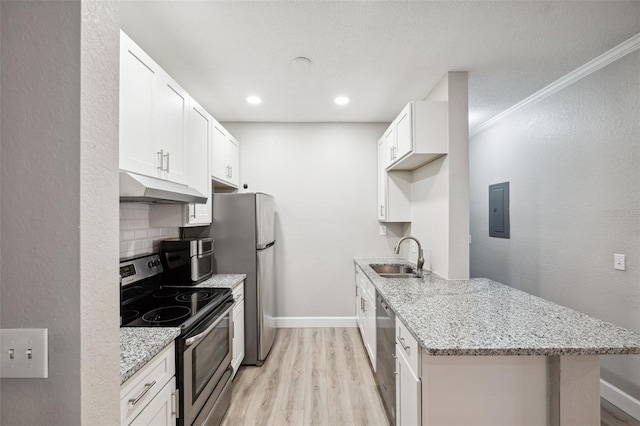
[185, 99, 212, 225]
[385, 101, 448, 171]
[119, 31, 189, 185]
[154, 73, 189, 185]
[226, 136, 240, 187]
[211, 119, 240, 189]
[378, 136, 411, 223]
[119, 32, 159, 178]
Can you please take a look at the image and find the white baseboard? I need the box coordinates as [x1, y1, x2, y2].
[275, 316, 357, 328]
[601, 379, 640, 421]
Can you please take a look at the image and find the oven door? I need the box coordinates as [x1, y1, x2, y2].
[182, 298, 233, 426]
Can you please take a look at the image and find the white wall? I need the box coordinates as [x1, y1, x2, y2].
[0, 1, 120, 424]
[469, 50, 640, 400]
[223, 122, 404, 321]
[407, 72, 470, 279]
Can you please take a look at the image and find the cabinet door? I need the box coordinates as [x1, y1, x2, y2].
[397, 347, 421, 426]
[211, 121, 227, 182]
[226, 136, 239, 187]
[119, 32, 161, 178]
[395, 103, 413, 161]
[186, 100, 212, 226]
[232, 301, 245, 378]
[155, 72, 189, 185]
[377, 137, 387, 221]
[363, 293, 377, 370]
[130, 378, 177, 426]
[384, 126, 396, 168]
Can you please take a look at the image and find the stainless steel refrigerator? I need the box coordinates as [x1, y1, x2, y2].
[211, 192, 276, 366]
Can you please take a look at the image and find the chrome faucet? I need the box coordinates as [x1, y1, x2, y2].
[394, 237, 425, 278]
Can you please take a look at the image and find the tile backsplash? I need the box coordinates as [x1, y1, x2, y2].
[120, 203, 179, 259]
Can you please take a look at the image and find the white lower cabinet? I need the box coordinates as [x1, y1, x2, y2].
[396, 319, 421, 426]
[121, 342, 177, 426]
[129, 378, 177, 426]
[231, 282, 245, 378]
[355, 266, 376, 370]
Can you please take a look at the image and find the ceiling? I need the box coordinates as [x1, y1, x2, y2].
[121, 1, 640, 129]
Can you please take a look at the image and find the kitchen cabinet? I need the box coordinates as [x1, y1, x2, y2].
[231, 283, 245, 378]
[211, 120, 240, 188]
[119, 31, 189, 186]
[384, 101, 448, 171]
[148, 98, 212, 227]
[396, 319, 421, 426]
[121, 342, 177, 426]
[355, 266, 376, 370]
[185, 99, 212, 225]
[378, 137, 411, 222]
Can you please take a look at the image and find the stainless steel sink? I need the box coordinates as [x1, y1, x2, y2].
[369, 264, 418, 278]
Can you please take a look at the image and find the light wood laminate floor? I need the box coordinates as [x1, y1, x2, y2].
[221, 328, 389, 426]
[221, 327, 637, 426]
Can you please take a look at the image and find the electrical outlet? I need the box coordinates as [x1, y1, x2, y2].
[379, 225, 387, 236]
[0, 329, 48, 378]
[411, 240, 417, 253]
[614, 254, 626, 271]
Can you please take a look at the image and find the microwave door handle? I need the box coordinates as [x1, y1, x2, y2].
[197, 250, 214, 258]
[185, 302, 233, 348]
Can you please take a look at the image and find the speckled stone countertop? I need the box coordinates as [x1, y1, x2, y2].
[194, 274, 246, 289]
[120, 328, 180, 384]
[355, 258, 640, 356]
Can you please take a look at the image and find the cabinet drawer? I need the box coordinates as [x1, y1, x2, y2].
[232, 282, 245, 304]
[396, 319, 420, 377]
[121, 342, 175, 425]
[356, 267, 374, 299]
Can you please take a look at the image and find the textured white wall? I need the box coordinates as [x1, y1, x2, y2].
[0, 1, 120, 424]
[80, 1, 120, 423]
[223, 122, 404, 318]
[409, 72, 470, 279]
[469, 51, 640, 399]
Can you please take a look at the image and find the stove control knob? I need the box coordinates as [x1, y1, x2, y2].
[154, 259, 161, 267]
[147, 261, 154, 268]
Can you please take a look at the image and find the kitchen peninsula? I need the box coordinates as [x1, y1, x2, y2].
[355, 258, 640, 425]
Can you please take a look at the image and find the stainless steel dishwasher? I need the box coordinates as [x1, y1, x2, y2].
[376, 291, 396, 425]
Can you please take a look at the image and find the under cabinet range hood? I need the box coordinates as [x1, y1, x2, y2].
[119, 171, 208, 204]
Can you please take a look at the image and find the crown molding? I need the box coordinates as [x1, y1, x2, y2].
[470, 32, 640, 137]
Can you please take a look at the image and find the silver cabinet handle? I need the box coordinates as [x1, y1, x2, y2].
[172, 389, 180, 418]
[399, 337, 410, 354]
[390, 146, 394, 161]
[129, 380, 156, 406]
[164, 152, 170, 172]
[191, 204, 196, 218]
[157, 150, 164, 171]
[393, 354, 398, 375]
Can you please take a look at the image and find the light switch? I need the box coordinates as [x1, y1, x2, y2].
[614, 254, 626, 271]
[379, 225, 387, 236]
[0, 329, 48, 378]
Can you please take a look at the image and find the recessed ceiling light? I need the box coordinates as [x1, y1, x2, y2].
[334, 96, 349, 105]
[293, 57, 312, 68]
[246, 96, 262, 105]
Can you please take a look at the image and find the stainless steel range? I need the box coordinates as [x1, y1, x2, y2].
[120, 253, 233, 426]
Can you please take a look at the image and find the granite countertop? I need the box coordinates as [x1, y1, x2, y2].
[355, 257, 640, 356]
[120, 327, 181, 384]
[195, 274, 246, 290]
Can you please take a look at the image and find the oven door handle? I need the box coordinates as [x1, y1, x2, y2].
[185, 301, 234, 348]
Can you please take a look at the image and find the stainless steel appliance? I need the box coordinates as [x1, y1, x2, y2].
[210, 192, 276, 366]
[120, 254, 233, 426]
[376, 291, 396, 424]
[161, 238, 215, 283]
